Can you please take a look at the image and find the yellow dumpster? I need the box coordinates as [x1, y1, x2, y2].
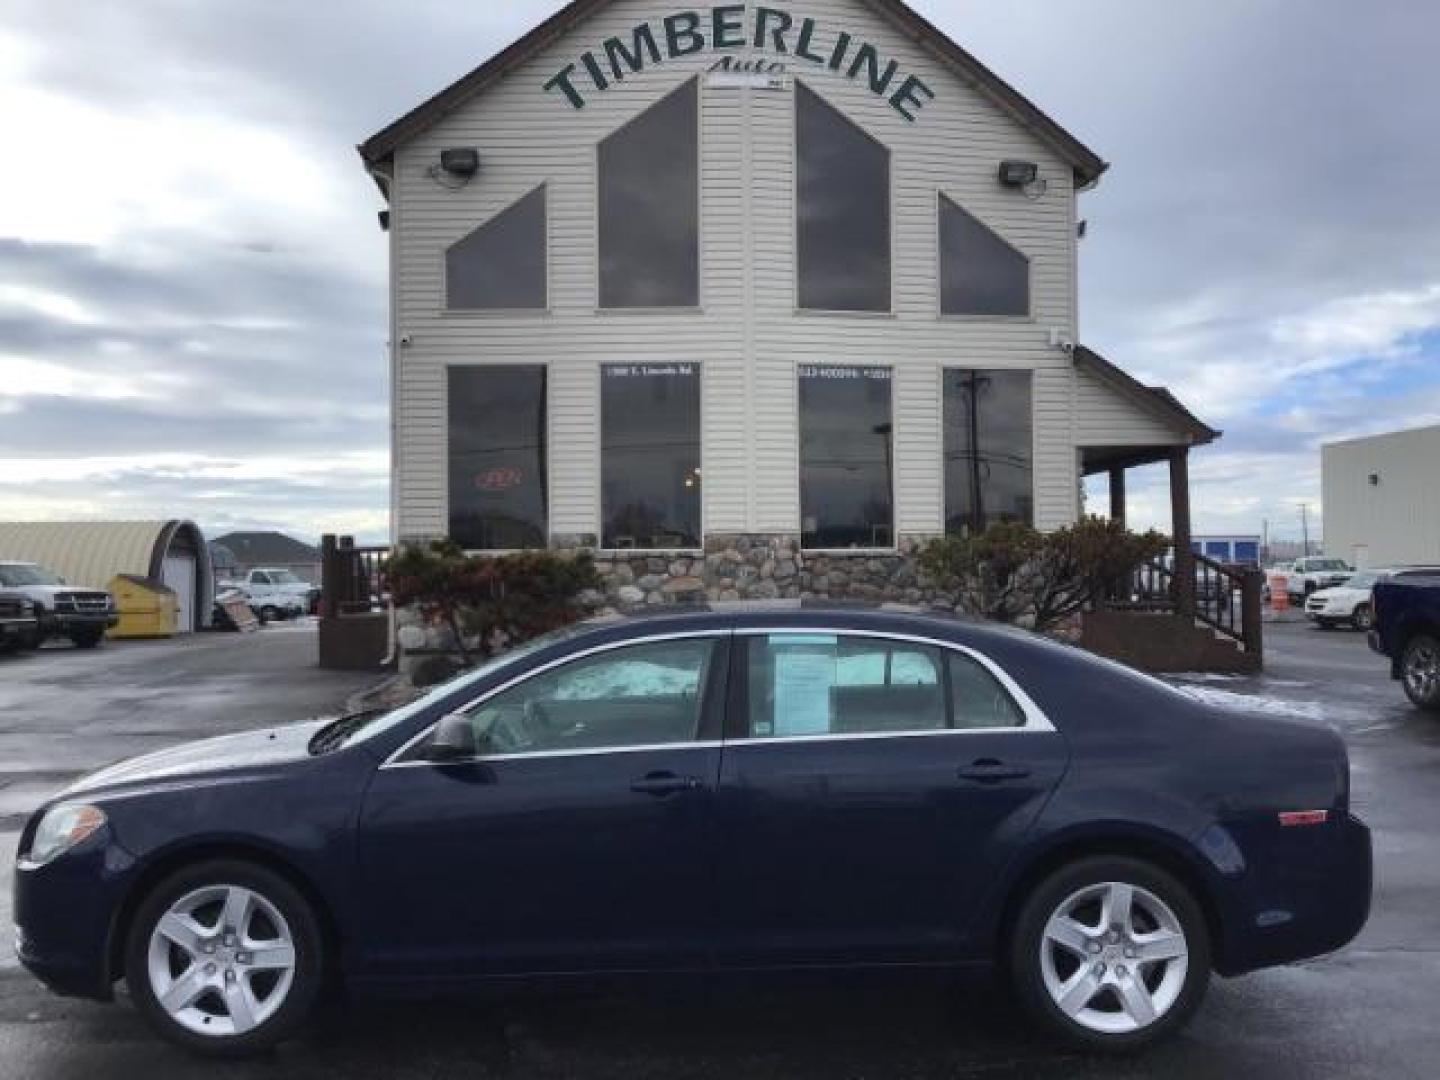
[108, 574, 178, 639]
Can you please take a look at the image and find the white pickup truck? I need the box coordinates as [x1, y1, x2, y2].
[221, 569, 315, 621]
[1273, 557, 1354, 602]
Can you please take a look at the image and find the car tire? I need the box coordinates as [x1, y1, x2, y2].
[70, 627, 105, 649]
[1009, 856, 1210, 1053]
[260, 606, 280, 623]
[125, 859, 325, 1057]
[1315, 620, 1335, 631]
[1401, 634, 1440, 712]
[1351, 604, 1373, 633]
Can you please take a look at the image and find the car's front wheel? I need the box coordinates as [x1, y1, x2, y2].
[1351, 603, 1373, 632]
[1402, 634, 1440, 711]
[1010, 856, 1210, 1052]
[125, 859, 324, 1056]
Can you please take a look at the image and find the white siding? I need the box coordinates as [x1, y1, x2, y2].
[1073, 365, 1189, 448]
[389, 0, 1111, 543]
[1323, 426, 1440, 567]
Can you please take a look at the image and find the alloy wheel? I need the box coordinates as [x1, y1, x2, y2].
[145, 884, 297, 1038]
[1038, 881, 1189, 1035]
[1406, 641, 1439, 703]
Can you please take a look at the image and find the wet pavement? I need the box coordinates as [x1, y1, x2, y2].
[2, 618, 1438, 1078]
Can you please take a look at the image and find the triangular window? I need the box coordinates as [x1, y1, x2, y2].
[446, 186, 547, 310]
[939, 195, 1029, 317]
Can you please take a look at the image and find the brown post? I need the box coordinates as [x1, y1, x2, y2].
[1241, 568, 1265, 661]
[320, 534, 339, 620]
[1170, 448, 1195, 616]
[1109, 467, 1127, 527]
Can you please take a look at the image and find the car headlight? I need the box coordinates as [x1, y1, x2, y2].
[21, 804, 107, 868]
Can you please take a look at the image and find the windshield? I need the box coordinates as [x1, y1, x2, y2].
[270, 571, 302, 584]
[323, 623, 594, 752]
[1308, 559, 1349, 571]
[1346, 572, 1381, 589]
[0, 564, 61, 587]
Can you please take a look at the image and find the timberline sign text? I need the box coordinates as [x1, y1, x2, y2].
[543, 6, 936, 122]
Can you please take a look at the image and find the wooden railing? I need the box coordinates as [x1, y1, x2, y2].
[1107, 553, 1265, 659]
[320, 535, 389, 618]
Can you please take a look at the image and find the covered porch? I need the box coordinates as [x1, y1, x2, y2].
[1073, 348, 1264, 672]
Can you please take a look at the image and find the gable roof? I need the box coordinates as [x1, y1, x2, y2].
[1074, 345, 1220, 447]
[212, 531, 321, 566]
[358, 0, 1108, 190]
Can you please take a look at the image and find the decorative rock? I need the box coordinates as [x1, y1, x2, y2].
[638, 574, 666, 592]
[663, 576, 706, 595]
[775, 559, 798, 580]
[645, 591, 665, 605]
[617, 585, 645, 605]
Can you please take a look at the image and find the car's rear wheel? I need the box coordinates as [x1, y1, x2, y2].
[1351, 604, 1373, 632]
[125, 859, 324, 1056]
[259, 606, 280, 623]
[1402, 634, 1440, 711]
[1010, 857, 1210, 1052]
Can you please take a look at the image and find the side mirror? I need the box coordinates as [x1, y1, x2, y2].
[428, 713, 479, 762]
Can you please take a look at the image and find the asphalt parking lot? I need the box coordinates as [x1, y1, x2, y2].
[2, 617, 1438, 1078]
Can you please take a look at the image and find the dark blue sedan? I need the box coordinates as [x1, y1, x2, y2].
[12, 606, 1371, 1055]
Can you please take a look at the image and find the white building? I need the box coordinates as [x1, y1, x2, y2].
[1323, 424, 1440, 569]
[360, 0, 1217, 601]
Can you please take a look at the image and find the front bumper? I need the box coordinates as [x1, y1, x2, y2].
[1215, 813, 1372, 976]
[12, 836, 138, 1001]
[0, 617, 40, 645]
[40, 612, 119, 635]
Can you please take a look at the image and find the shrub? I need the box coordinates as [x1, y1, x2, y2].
[384, 540, 600, 665]
[919, 517, 1169, 633]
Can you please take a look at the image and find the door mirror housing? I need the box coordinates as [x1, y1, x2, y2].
[428, 713, 480, 761]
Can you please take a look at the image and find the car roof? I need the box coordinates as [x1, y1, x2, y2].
[565, 601, 1042, 654]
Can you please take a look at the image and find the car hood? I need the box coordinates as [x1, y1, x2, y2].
[1312, 586, 1365, 601]
[65, 720, 329, 795]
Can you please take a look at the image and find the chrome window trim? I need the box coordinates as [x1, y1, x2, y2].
[732, 627, 1053, 736]
[380, 624, 1053, 770]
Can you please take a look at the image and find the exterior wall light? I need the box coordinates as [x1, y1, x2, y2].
[440, 148, 481, 177]
[998, 160, 1039, 187]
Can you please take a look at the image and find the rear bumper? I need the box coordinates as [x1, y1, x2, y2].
[1215, 813, 1372, 976]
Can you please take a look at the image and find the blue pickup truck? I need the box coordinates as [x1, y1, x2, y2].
[1371, 576, 1440, 711]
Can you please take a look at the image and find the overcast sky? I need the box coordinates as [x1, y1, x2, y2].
[1, 0, 1437, 546]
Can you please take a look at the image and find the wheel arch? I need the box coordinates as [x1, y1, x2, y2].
[106, 840, 342, 990]
[991, 827, 1227, 973]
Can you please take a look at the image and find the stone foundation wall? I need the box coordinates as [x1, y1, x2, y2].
[584, 533, 947, 610]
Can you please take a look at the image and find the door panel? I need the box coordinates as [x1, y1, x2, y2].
[713, 632, 1068, 967]
[356, 745, 720, 979]
[353, 634, 727, 981]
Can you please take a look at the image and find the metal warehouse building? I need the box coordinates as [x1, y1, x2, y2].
[360, 0, 1217, 600]
[1323, 424, 1440, 568]
[0, 520, 214, 633]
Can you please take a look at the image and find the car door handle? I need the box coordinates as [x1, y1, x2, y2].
[630, 772, 701, 797]
[958, 759, 1032, 784]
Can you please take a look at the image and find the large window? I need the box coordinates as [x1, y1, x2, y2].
[448, 366, 548, 550]
[601, 363, 701, 549]
[799, 365, 893, 549]
[939, 195, 1029, 318]
[943, 369, 1033, 534]
[796, 82, 891, 312]
[458, 639, 717, 755]
[446, 186, 547, 310]
[598, 78, 699, 308]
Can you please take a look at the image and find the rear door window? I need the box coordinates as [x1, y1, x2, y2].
[746, 634, 946, 738]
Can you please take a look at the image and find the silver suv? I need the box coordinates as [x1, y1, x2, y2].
[0, 562, 117, 649]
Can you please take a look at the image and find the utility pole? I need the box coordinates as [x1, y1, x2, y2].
[1299, 503, 1311, 556]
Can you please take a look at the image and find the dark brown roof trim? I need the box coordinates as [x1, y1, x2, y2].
[1075, 345, 1221, 446]
[357, 0, 1107, 188]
